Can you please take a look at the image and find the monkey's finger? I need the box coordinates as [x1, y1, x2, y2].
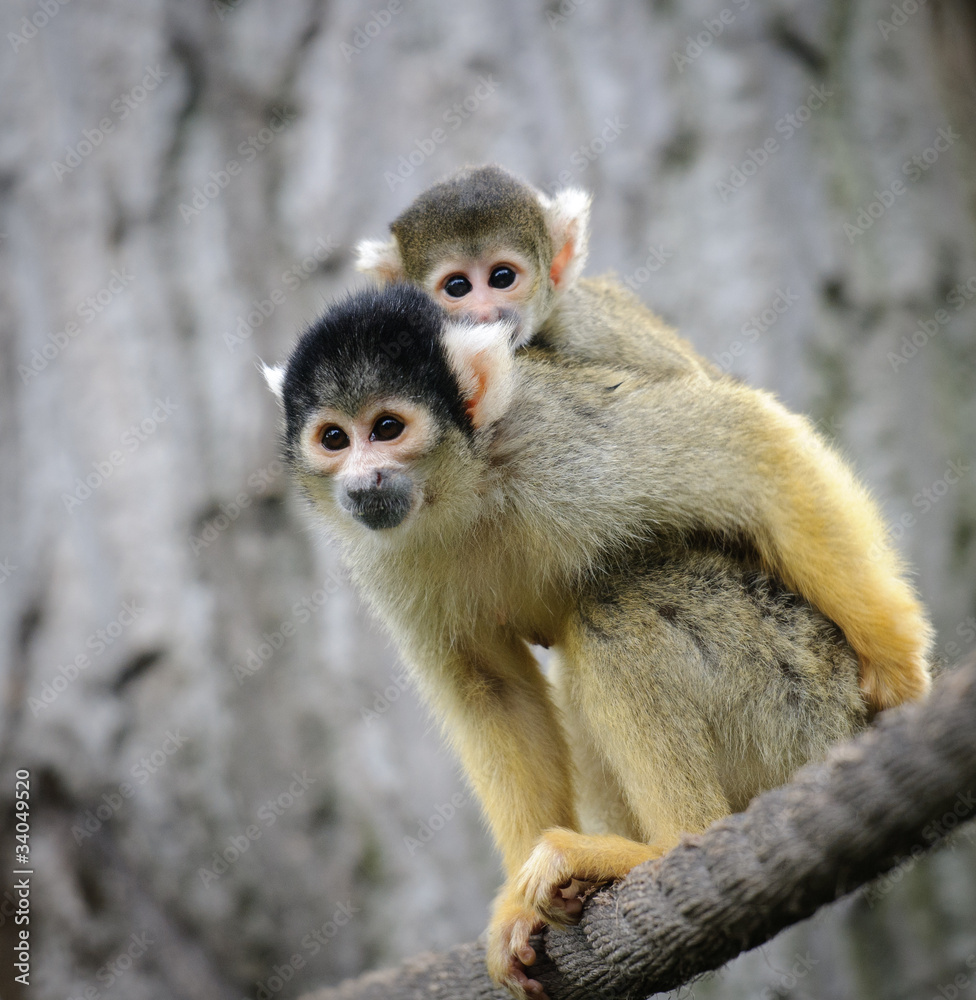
[512, 965, 548, 1000]
[504, 959, 547, 1000]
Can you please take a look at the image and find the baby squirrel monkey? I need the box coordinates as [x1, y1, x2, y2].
[265, 286, 867, 997]
[356, 164, 934, 712]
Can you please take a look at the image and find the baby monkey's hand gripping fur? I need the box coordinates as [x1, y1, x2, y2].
[266, 286, 870, 998]
[356, 164, 933, 713]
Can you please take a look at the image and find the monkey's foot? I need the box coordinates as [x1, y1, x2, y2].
[486, 829, 665, 999]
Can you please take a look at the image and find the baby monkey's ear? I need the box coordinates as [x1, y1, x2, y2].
[354, 237, 407, 285]
[260, 361, 286, 403]
[540, 187, 591, 290]
[442, 319, 518, 430]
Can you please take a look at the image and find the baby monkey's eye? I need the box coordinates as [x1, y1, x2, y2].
[488, 265, 517, 289]
[371, 416, 405, 442]
[321, 425, 349, 451]
[444, 274, 472, 298]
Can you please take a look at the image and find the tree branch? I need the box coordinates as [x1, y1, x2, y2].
[301, 661, 976, 1000]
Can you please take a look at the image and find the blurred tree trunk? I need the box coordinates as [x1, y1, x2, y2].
[0, 1, 973, 999]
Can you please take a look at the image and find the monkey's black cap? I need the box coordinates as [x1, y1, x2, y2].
[281, 284, 471, 457]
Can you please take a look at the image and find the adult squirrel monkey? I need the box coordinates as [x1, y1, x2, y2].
[355, 164, 933, 712]
[266, 286, 869, 997]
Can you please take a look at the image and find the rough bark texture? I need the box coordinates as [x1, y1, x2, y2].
[1, 1, 975, 999]
[301, 661, 976, 1000]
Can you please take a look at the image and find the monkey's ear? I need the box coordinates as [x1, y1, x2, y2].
[260, 361, 286, 403]
[354, 238, 406, 284]
[542, 187, 591, 290]
[442, 319, 516, 430]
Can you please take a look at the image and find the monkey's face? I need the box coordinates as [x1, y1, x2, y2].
[423, 248, 543, 342]
[355, 166, 591, 351]
[266, 285, 518, 542]
[297, 398, 443, 531]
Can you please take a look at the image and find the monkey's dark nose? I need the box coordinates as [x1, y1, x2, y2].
[340, 471, 414, 530]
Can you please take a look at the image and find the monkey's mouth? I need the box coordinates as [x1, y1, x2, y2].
[340, 480, 414, 530]
[352, 502, 410, 530]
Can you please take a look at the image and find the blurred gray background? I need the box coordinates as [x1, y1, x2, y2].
[1, 1, 975, 998]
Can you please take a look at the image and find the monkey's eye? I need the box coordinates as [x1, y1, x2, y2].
[489, 265, 517, 289]
[321, 425, 350, 451]
[371, 416, 405, 442]
[443, 274, 472, 298]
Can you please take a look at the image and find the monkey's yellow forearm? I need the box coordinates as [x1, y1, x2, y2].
[412, 638, 579, 876]
[752, 398, 934, 710]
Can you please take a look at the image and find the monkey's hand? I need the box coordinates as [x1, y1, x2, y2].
[486, 829, 665, 999]
[860, 649, 932, 712]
